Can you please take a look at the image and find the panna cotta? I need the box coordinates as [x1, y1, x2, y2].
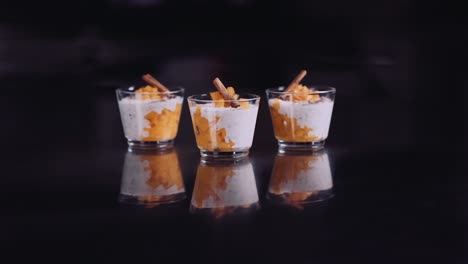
[268, 95, 334, 142]
[119, 93, 183, 142]
[189, 103, 259, 151]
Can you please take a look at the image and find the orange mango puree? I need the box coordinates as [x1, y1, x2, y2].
[191, 86, 246, 151]
[192, 107, 235, 151]
[269, 84, 319, 142]
[136, 86, 182, 141]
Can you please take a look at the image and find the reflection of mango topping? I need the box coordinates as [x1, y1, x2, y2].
[270, 154, 317, 194]
[142, 104, 182, 141]
[192, 106, 235, 151]
[142, 152, 184, 191]
[270, 99, 319, 142]
[135, 152, 183, 205]
[192, 165, 234, 208]
[136, 85, 163, 100]
[270, 155, 319, 204]
[210, 86, 249, 109]
[286, 84, 320, 101]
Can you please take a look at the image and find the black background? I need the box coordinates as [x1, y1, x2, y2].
[0, 0, 465, 263]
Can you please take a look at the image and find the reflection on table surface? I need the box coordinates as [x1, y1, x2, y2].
[268, 149, 334, 208]
[190, 158, 259, 218]
[119, 149, 186, 207]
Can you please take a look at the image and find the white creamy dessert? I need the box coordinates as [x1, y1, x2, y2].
[269, 152, 333, 195]
[118, 96, 183, 141]
[189, 104, 259, 150]
[120, 152, 185, 198]
[191, 161, 259, 208]
[268, 98, 334, 140]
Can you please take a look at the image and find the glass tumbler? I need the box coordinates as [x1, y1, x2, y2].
[116, 86, 184, 150]
[187, 93, 260, 159]
[266, 86, 335, 152]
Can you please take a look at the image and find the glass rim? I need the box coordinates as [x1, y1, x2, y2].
[266, 86, 336, 95]
[187, 93, 260, 103]
[116, 86, 185, 95]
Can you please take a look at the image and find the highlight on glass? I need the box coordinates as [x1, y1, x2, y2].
[188, 77, 260, 159]
[266, 70, 335, 152]
[116, 74, 184, 150]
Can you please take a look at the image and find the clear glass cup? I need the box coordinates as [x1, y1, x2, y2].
[116, 86, 184, 150]
[190, 158, 259, 217]
[267, 150, 334, 207]
[119, 149, 186, 206]
[187, 93, 260, 159]
[266, 86, 336, 152]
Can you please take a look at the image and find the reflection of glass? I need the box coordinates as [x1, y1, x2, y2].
[190, 158, 259, 217]
[268, 150, 333, 206]
[119, 150, 186, 206]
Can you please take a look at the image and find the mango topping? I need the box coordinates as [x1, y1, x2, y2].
[210, 86, 249, 109]
[136, 85, 163, 100]
[287, 84, 320, 102]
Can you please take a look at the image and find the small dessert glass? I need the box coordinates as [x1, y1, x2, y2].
[119, 149, 186, 206]
[187, 93, 260, 159]
[267, 149, 334, 206]
[116, 86, 184, 150]
[266, 86, 336, 152]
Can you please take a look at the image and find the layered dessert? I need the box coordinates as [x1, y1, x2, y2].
[267, 70, 334, 143]
[120, 150, 185, 204]
[189, 78, 259, 154]
[268, 151, 333, 204]
[117, 74, 183, 143]
[190, 160, 259, 217]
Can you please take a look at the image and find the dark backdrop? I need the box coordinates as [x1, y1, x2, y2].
[0, 0, 465, 263]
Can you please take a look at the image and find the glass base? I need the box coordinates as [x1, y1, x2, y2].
[118, 192, 186, 206]
[200, 149, 249, 160]
[127, 140, 174, 151]
[267, 188, 334, 205]
[189, 203, 260, 218]
[278, 140, 326, 153]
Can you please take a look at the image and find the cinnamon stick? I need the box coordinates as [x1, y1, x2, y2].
[213, 77, 240, 108]
[142, 74, 171, 93]
[284, 70, 307, 92]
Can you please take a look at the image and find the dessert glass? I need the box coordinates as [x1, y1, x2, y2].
[190, 158, 259, 217]
[119, 149, 186, 205]
[188, 94, 260, 159]
[266, 86, 335, 152]
[116, 86, 184, 150]
[267, 150, 334, 206]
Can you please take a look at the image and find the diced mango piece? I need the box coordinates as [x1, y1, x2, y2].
[210, 86, 246, 108]
[142, 104, 182, 141]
